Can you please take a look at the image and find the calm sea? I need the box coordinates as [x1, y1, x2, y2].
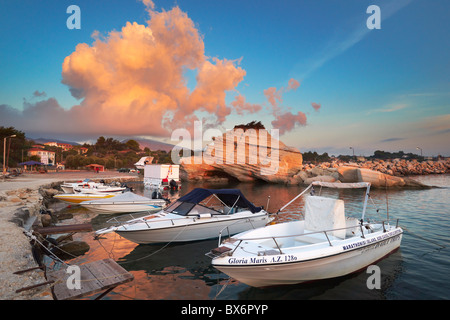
[54, 174, 450, 300]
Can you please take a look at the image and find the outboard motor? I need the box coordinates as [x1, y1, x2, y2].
[121, 183, 133, 192]
[169, 179, 178, 190]
[151, 191, 163, 199]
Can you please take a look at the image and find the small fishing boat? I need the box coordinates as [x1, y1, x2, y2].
[61, 179, 126, 194]
[95, 188, 272, 244]
[60, 179, 99, 193]
[80, 192, 167, 214]
[207, 181, 403, 287]
[53, 192, 118, 204]
[73, 184, 127, 194]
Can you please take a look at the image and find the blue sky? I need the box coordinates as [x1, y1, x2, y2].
[1, 0, 449, 156]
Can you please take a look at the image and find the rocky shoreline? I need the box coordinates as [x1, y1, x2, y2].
[0, 172, 139, 300]
[302, 158, 450, 177]
[291, 158, 450, 188]
[179, 124, 449, 187]
[182, 158, 450, 188]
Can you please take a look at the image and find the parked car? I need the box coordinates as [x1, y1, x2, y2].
[118, 168, 130, 172]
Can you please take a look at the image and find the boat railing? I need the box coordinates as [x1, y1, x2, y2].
[105, 211, 231, 230]
[221, 218, 400, 256]
[105, 215, 140, 227]
[217, 218, 260, 246]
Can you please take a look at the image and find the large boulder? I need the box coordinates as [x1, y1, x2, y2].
[337, 166, 360, 183]
[335, 166, 428, 188]
[180, 123, 303, 184]
[357, 168, 405, 188]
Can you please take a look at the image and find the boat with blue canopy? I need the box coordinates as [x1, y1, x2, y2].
[95, 188, 272, 244]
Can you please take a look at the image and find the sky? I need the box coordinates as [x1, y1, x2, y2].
[0, 0, 449, 156]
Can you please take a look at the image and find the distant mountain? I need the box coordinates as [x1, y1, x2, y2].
[122, 138, 177, 152]
[29, 137, 81, 146]
[29, 136, 182, 152]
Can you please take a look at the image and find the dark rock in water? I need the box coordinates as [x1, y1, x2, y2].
[9, 207, 31, 227]
[55, 234, 73, 243]
[55, 211, 73, 221]
[51, 241, 90, 260]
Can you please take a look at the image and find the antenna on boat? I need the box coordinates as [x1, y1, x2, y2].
[266, 196, 270, 212]
[360, 183, 371, 222]
[385, 177, 389, 221]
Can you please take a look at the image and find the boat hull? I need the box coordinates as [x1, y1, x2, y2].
[212, 228, 402, 287]
[81, 201, 166, 214]
[53, 194, 116, 204]
[116, 214, 271, 244]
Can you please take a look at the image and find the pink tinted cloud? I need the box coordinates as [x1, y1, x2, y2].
[311, 102, 321, 111]
[2, 2, 256, 139]
[61, 5, 230, 137]
[287, 78, 300, 90]
[263, 87, 282, 109]
[231, 94, 262, 115]
[271, 111, 307, 135]
[263, 78, 309, 135]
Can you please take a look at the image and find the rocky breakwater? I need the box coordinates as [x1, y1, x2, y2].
[0, 181, 93, 299]
[180, 123, 303, 184]
[299, 158, 450, 188]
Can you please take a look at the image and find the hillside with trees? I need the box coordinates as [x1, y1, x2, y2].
[1, 126, 174, 171]
[63, 136, 174, 169]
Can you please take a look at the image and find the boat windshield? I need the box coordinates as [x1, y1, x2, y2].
[165, 201, 196, 216]
[165, 200, 233, 216]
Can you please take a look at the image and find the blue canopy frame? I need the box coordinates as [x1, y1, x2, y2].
[18, 160, 45, 166]
[178, 188, 262, 213]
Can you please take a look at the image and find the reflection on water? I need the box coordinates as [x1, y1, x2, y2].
[49, 175, 450, 300]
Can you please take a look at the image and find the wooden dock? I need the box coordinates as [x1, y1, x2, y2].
[33, 223, 93, 235]
[46, 258, 134, 300]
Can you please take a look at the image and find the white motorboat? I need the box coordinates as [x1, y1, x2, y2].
[80, 192, 167, 214]
[61, 179, 99, 193]
[61, 179, 126, 194]
[73, 184, 127, 194]
[95, 188, 272, 244]
[207, 181, 403, 287]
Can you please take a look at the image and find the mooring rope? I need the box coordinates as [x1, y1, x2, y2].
[214, 277, 233, 300]
[401, 225, 446, 249]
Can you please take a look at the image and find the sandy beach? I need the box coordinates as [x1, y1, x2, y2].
[0, 171, 139, 300]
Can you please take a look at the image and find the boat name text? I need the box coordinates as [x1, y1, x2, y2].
[228, 254, 297, 265]
[342, 229, 402, 251]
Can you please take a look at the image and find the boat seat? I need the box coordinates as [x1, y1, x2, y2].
[258, 237, 296, 249]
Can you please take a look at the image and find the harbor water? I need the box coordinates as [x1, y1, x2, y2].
[50, 174, 450, 300]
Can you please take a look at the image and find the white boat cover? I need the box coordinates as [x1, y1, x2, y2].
[304, 196, 346, 239]
[312, 181, 370, 188]
[134, 156, 154, 169]
[82, 192, 151, 204]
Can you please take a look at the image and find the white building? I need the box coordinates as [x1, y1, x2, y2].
[27, 148, 56, 165]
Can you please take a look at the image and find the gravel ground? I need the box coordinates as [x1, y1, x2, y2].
[0, 171, 139, 300]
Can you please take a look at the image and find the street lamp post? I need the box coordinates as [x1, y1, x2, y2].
[416, 146, 423, 158]
[3, 134, 16, 174]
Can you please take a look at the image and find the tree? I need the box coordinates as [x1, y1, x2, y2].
[302, 151, 330, 163]
[0, 126, 32, 167]
[125, 139, 140, 151]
